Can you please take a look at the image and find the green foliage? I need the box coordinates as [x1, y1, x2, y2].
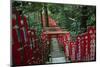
[12, 1, 96, 40]
[47, 4, 95, 36]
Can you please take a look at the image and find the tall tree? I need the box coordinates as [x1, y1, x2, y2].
[43, 4, 49, 27]
[80, 6, 88, 33]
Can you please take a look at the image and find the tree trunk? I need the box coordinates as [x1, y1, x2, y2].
[40, 10, 43, 27]
[80, 6, 88, 33]
[44, 4, 49, 27]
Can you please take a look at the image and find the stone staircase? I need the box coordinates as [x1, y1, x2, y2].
[47, 38, 67, 64]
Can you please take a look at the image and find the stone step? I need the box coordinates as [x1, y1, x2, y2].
[49, 38, 67, 63]
[51, 57, 66, 63]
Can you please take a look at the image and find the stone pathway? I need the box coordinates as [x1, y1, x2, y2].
[47, 38, 67, 63]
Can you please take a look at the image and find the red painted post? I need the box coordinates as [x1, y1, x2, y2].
[76, 35, 81, 61]
[87, 26, 96, 61]
[12, 17, 23, 65]
[84, 32, 90, 61]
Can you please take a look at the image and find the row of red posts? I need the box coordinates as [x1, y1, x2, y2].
[42, 15, 57, 27]
[42, 15, 96, 62]
[57, 26, 96, 62]
[12, 13, 50, 66]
